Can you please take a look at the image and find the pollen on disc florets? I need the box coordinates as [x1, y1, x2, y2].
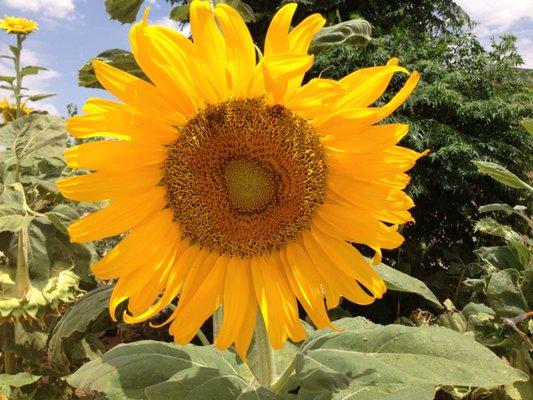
[162, 98, 327, 257]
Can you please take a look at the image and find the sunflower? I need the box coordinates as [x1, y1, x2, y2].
[0, 98, 32, 122]
[0, 16, 38, 34]
[58, 0, 423, 358]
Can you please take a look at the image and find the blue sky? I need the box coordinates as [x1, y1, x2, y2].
[0, 0, 532, 117]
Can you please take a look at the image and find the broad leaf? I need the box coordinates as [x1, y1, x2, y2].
[67, 341, 276, 400]
[145, 366, 282, 399]
[473, 160, 533, 192]
[375, 263, 441, 307]
[298, 383, 436, 400]
[310, 19, 372, 54]
[26, 93, 56, 102]
[20, 66, 47, 77]
[0, 214, 33, 232]
[478, 203, 514, 215]
[291, 318, 527, 397]
[0, 372, 40, 387]
[79, 49, 148, 89]
[105, 0, 145, 24]
[486, 269, 531, 317]
[0, 75, 15, 84]
[475, 218, 530, 269]
[48, 286, 115, 372]
[0, 114, 66, 164]
[170, 5, 189, 22]
[474, 246, 520, 271]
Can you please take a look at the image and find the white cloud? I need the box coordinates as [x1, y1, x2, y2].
[1, 0, 76, 20]
[0, 46, 60, 114]
[454, 0, 533, 68]
[152, 16, 190, 36]
[455, 0, 532, 31]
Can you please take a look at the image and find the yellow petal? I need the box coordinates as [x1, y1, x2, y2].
[302, 232, 376, 304]
[282, 243, 334, 330]
[215, 257, 255, 349]
[90, 208, 176, 280]
[317, 203, 404, 249]
[67, 101, 177, 144]
[263, 53, 314, 103]
[67, 186, 167, 243]
[336, 65, 408, 109]
[109, 217, 181, 320]
[56, 167, 162, 202]
[234, 294, 257, 361]
[323, 124, 409, 152]
[169, 253, 227, 344]
[190, 0, 229, 101]
[130, 11, 201, 117]
[127, 242, 202, 325]
[264, 3, 297, 55]
[214, 3, 256, 97]
[92, 60, 183, 124]
[65, 141, 168, 171]
[310, 223, 387, 297]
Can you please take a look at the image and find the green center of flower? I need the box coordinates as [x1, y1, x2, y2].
[223, 158, 278, 214]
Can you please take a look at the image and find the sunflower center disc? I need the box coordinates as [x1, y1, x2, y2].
[223, 158, 277, 214]
[162, 98, 327, 257]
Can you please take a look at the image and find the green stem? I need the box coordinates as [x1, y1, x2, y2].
[13, 226, 30, 299]
[1, 322, 16, 374]
[271, 358, 296, 394]
[13, 34, 23, 119]
[212, 306, 223, 340]
[252, 312, 276, 388]
[196, 329, 210, 346]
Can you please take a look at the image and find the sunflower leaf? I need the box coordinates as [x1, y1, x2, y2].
[78, 48, 148, 89]
[374, 263, 441, 307]
[0, 372, 40, 388]
[105, 0, 145, 24]
[310, 19, 372, 54]
[66, 341, 281, 399]
[48, 286, 115, 373]
[0, 114, 66, 164]
[289, 317, 528, 398]
[472, 160, 533, 192]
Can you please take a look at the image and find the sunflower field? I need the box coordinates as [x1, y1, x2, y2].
[0, 0, 531, 399]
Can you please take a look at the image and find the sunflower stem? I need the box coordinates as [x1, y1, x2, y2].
[252, 312, 276, 388]
[1, 321, 16, 374]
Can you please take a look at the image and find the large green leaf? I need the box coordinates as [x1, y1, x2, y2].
[78, 49, 148, 89]
[105, 0, 145, 23]
[475, 218, 530, 269]
[0, 114, 66, 165]
[486, 269, 531, 317]
[291, 318, 527, 398]
[474, 246, 520, 271]
[297, 383, 436, 400]
[309, 19, 372, 54]
[375, 263, 441, 307]
[473, 160, 533, 192]
[0, 372, 40, 387]
[48, 286, 115, 372]
[0, 214, 33, 232]
[170, 0, 255, 23]
[67, 341, 281, 400]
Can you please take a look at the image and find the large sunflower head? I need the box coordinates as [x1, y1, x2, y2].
[0, 16, 38, 34]
[58, 0, 423, 359]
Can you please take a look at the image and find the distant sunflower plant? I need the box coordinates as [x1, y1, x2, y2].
[60, 0, 422, 373]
